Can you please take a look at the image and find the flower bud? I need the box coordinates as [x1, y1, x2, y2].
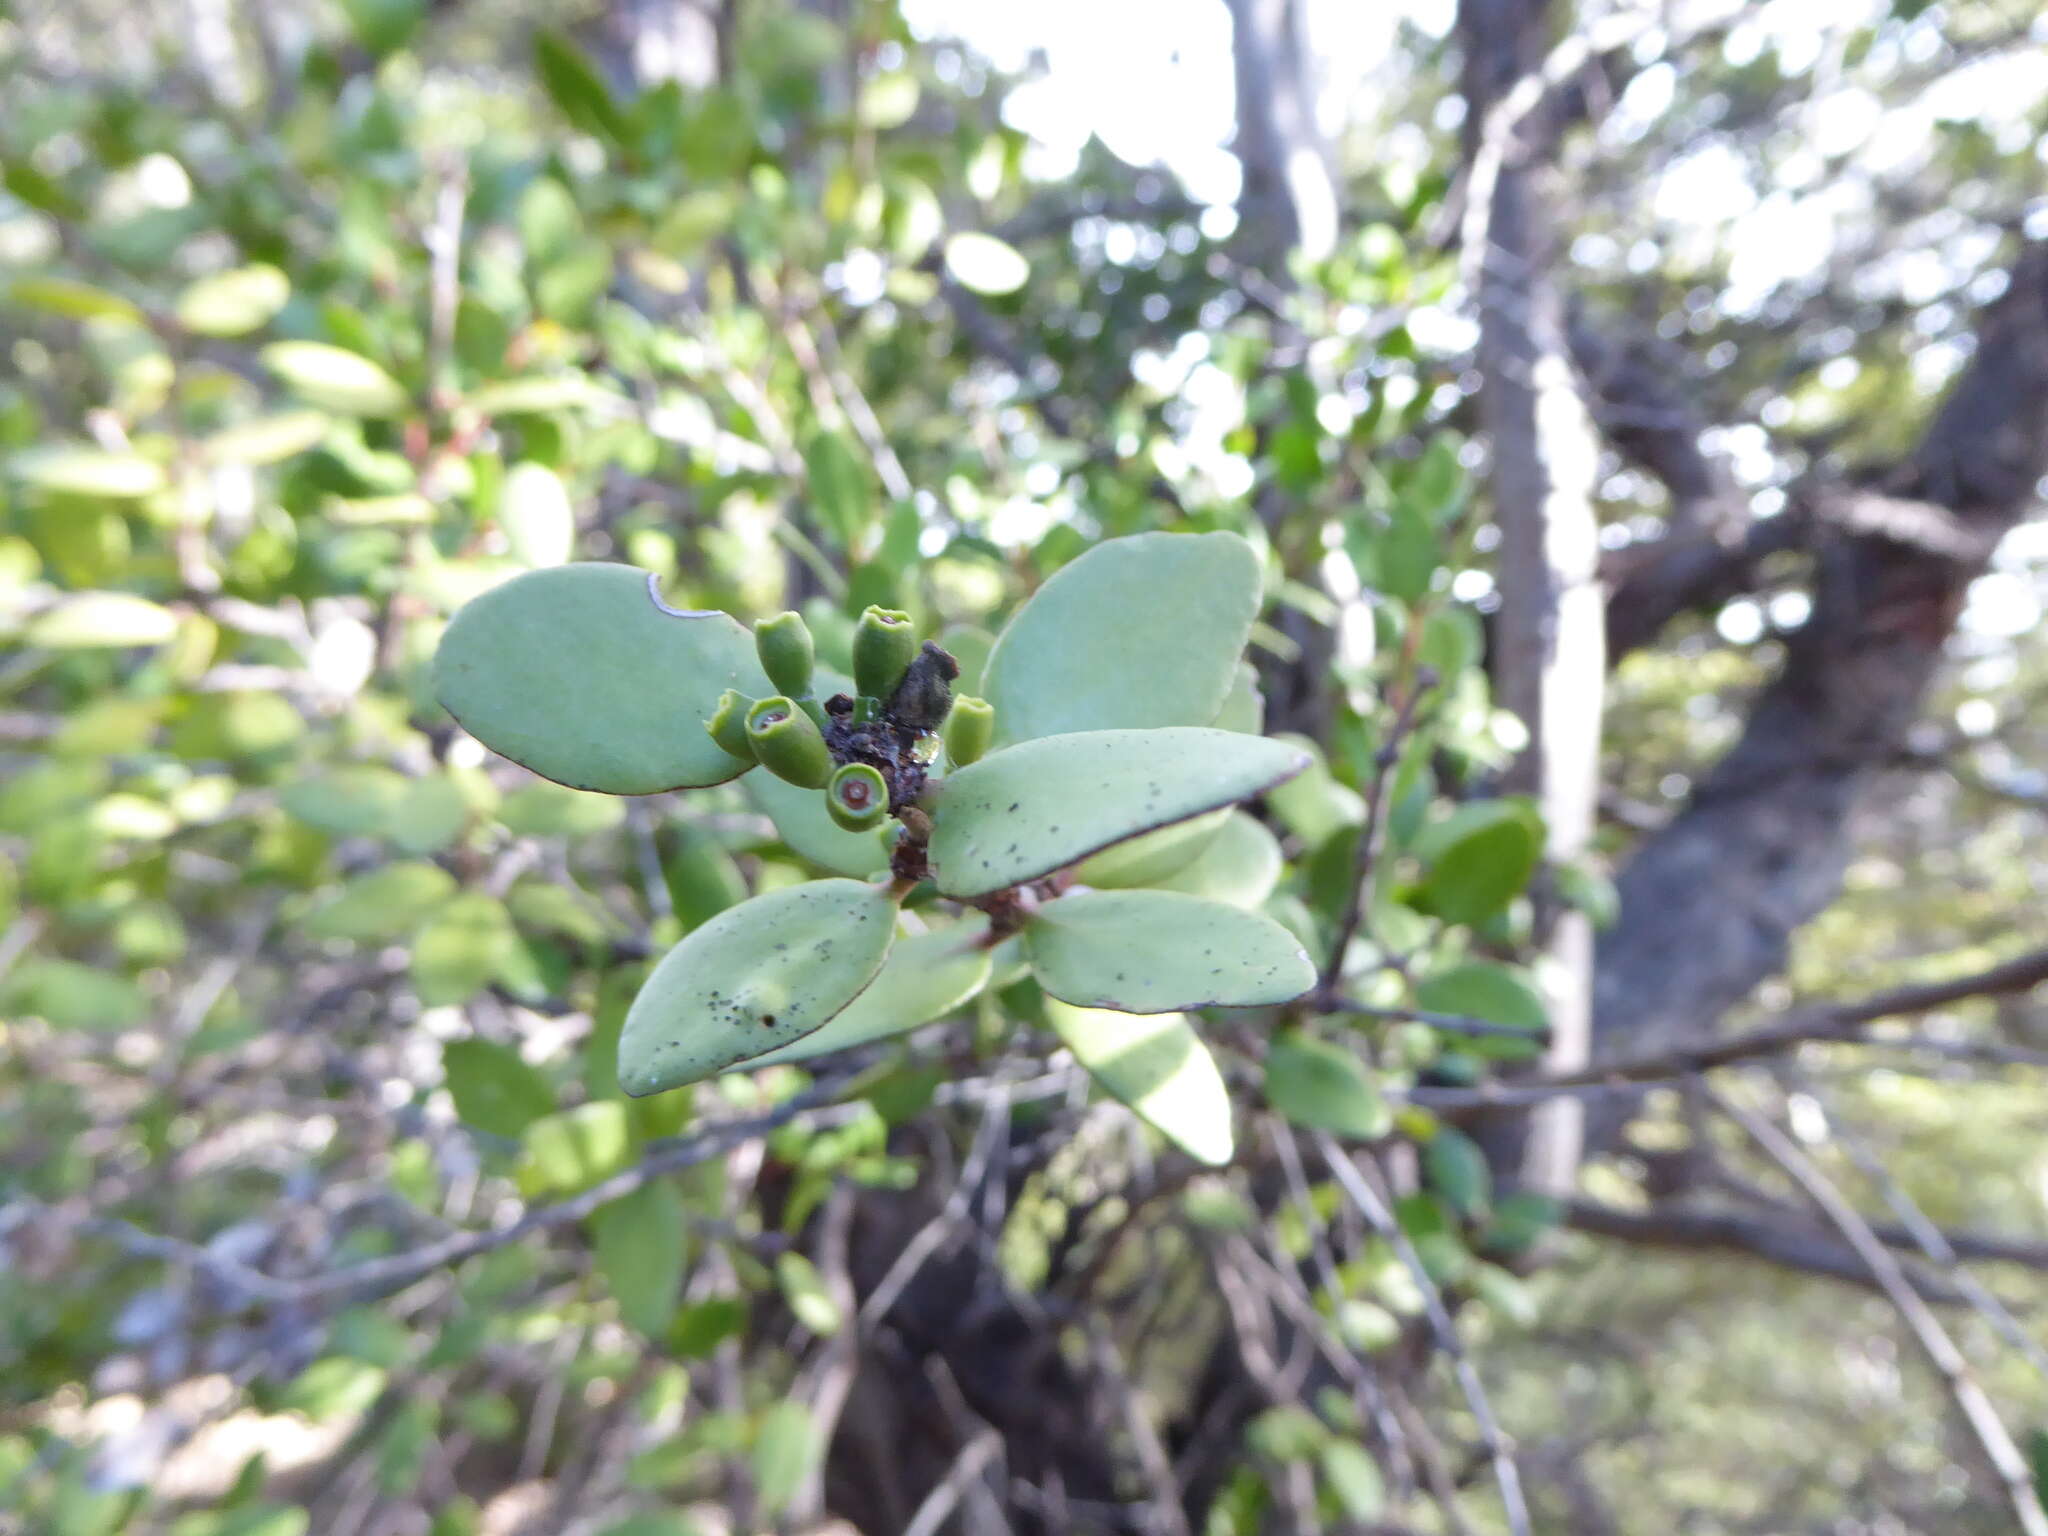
[745, 695, 831, 788]
[852, 605, 917, 701]
[943, 694, 994, 766]
[754, 610, 815, 699]
[704, 689, 757, 762]
[825, 762, 890, 831]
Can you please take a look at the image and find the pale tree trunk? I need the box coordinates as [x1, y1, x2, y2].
[1225, 0, 1339, 273]
[1457, 0, 1606, 1194]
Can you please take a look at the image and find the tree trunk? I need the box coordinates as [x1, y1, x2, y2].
[1458, 0, 1607, 1194]
[1586, 240, 2048, 1153]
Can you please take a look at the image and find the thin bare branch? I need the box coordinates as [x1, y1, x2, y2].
[1711, 1089, 2048, 1535]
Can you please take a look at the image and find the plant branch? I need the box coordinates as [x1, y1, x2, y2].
[1709, 1089, 2048, 1535]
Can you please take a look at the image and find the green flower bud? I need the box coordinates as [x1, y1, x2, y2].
[852, 606, 918, 701]
[754, 610, 815, 698]
[745, 695, 831, 788]
[943, 694, 994, 767]
[704, 689, 757, 761]
[825, 762, 890, 831]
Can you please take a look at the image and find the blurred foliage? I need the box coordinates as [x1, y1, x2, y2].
[0, 0, 2042, 1533]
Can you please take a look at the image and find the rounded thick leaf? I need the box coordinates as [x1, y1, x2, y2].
[618, 879, 896, 1094]
[6, 276, 143, 324]
[1073, 807, 1229, 888]
[1263, 1031, 1391, 1140]
[8, 445, 165, 499]
[1046, 1001, 1233, 1166]
[982, 531, 1262, 746]
[927, 728, 1310, 899]
[944, 232, 1030, 295]
[1412, 961, 1547, 1061]
[434, 563, 769, 794]
[749, 769, 892, 877]
[746, 920, 992, 1067]
[1025, 890, 1312, 1013]
[1154, 812, 1284, 908]
[1411, 800, 1543, 926]
[26, 593, 179, 648]
[260, 341, 409, 417]
[175, 264, 290, 337]
[500, 462, 575, 567]
[203, 410, 331, 466]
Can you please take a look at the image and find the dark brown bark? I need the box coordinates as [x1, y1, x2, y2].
[1586, 240, 2048, 1151]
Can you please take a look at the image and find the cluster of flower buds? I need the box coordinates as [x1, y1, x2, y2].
[702, 605, 994, 832]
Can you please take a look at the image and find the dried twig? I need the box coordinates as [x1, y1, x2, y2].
[1711, 1089, 2048, 1535]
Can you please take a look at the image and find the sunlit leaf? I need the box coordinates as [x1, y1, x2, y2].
[24, 592, 179, 648]
[982, 531, 1262, 747]
[260, 341, 409, 417]
[175, 264, 290, 337]
[8, 445, 165, 499]
[944, 231, 1030, 295]
[443, 1038, 555, 1138]
[1047, 1000, 1233, 1166]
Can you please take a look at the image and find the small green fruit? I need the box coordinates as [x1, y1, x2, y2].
[746, 695, 831, 788]
[755, 610, 815, 698]
[705, 689, 757, 761]
[853, 606, 918, 701]
[825, 762, 890, 831]
[944, 694, 994, 766]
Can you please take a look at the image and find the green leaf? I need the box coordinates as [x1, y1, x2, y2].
[1265, 735, 1364, 848]
[339, 0, 425, 56]
[1412, 961, 1547, 1060]
[751, 1401, 817, 1515]
[1153, 812, 1285, 908]
[410, 892, 517, 1007]
[1024, 890, 1313, 1013]
[1212, 662, 1265, 733]
[618, 880, 897, 1094]
[982, 531, 1262, 746]
[520, 1101, 634, 1195]
[202, 410, 331, 466]
[25, 592, 179, 648]
[1478, 1191, 1563, 1257]
[281, 1358, 387, 1421]
[1046, 1000, 1233, 1166]
[775, 1251, 842, 1336]
[278, 766, 407, 837]
[1424, 1128, 1492, 1218]
[500, 462, 574, 567]
[8, 445, 165, 499]
[534, 30, 628, 143]
[466, 375, 616, 416]
[435, 563, 768, 794]
[1073, 808, 1230, 888]
[1318, 1441, 1385, 1522]
[927, 728, 1310, 899]
[304, 862, 457, 942]
[175, 265, 290, 337]
[748, 757, 892, 878]
[802, 429, 870, 546]
[1411, 800, 1542, 926]
[443, 1038, 555, 1138]
[388, 776, 471, 855]
[260, 341, 409, 417]
[592, 1180, 687, 1337]
[497, 782, 625, 837]
[746, 920, 992, 1066]
[943, 231, 1030, 295]
[1263, 1032, 1391, 1140]
[2, 959, 148, 1031]
[6, 276, 143, 325]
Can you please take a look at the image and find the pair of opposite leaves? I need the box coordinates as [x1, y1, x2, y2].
[432, 531, 1316, 1097]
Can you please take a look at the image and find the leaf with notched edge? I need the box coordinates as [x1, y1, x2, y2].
[433, 563, 769, 795]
